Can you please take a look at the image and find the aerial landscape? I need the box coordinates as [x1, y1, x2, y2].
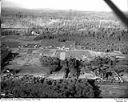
[1, 0, 128, 98]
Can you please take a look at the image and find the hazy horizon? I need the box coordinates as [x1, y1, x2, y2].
[2, 0, 128, 12]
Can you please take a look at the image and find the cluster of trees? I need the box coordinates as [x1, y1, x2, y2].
[40, 55, 127, 82]
[88, 56, 127, 81]
[41, 56, 128, 81]
[90, 56, 113, 78]
[40, 56, 81, 78]
[1, 75, 95, 98]
[40, 55, 122, 81]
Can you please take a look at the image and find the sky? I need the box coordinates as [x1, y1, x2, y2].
[2, 0, 128, 12]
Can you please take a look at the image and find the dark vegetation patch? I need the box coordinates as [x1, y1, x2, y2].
[88, 80, 101, 98]
[1, 76, 95, 98]
[1, 44, 18, 70]
[40, 56, 81, 78]
[40, 56, 61, 74]
[40, 55, 128, 80]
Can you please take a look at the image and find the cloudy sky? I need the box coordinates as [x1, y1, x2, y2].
[2, 0, 128, 11]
